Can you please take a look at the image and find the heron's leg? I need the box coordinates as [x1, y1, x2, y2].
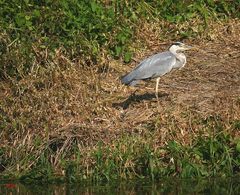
[155, 77, 160, 99]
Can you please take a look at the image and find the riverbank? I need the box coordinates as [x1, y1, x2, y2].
[0, 1, 240, 182]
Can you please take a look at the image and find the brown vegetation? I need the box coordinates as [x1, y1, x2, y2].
[0, 19, 240, 177]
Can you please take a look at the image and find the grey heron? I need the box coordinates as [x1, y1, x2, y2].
[121, 42, 193, 99]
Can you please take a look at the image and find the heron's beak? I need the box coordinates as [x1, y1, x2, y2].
[191, 46, 199, 50]
[183, 45, 193, 50]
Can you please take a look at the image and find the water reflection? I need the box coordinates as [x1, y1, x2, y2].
[0, 177, 239, 195]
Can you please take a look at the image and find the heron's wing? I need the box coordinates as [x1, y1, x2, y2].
[131, 51, 176, 80]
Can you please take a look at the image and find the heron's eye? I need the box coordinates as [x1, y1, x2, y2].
[173, 42, 181, 46]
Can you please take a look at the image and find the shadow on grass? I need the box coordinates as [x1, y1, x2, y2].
[113, 92, 169, 109]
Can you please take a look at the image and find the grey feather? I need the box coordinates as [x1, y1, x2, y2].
[121, 51, 176, 85]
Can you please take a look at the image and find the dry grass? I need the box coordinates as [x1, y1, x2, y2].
[0, 19, 240, 177]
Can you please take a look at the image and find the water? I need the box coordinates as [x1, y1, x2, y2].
[1, 177, 239, 195]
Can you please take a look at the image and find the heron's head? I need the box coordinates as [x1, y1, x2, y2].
[169, 42, 192, 53]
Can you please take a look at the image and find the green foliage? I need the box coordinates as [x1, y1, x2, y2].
[19, 151, 54, 183]
[77, 131, 239, 182]
[2, 127, 239, 183]
[233, 120, 240, 130]
[0, 0, 134, 79]
[0, 147, 8, 173]
[191, 133, 233, 177]
[0, 0, 239, 79]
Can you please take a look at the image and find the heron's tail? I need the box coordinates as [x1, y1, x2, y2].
[121, 73, 139, 86]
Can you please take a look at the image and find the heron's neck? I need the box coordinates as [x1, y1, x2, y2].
[169, 48, 186, 64]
